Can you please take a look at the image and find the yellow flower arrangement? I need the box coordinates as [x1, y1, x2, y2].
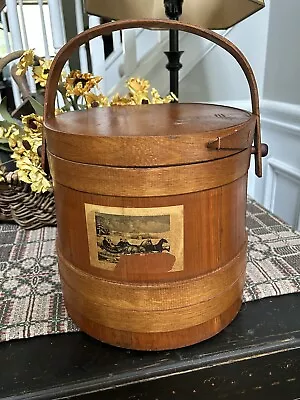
[110, 93, 135, 106]
[0, 49, 177, 193]
[15, 49, 34, 76]
[0, 167, 4, 181]
[32, 59, 52, 87]
[22, 113, 43, 134]
[65, 70, 102, 96]
[127, 77, 150, 94]
[85, 92, 110, 108]
[0, 121, 48, 192]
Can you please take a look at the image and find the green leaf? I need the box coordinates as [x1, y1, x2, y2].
[0, 137, 8, 144]
[0, 144, 11, 152]
[0, 120, 12, 130]
[28, 96, 44, 116]
[0, 97, 21, 126]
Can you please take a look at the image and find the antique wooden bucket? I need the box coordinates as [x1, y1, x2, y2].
[43, 19, 267, 350]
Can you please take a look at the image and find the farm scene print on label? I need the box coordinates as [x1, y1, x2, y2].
[85, 205, 184, 273]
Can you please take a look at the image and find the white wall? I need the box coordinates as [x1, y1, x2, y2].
[263, 0, 300, 105]
[256, 103, 300, 229]
[179, 2, 270, 104]
[251, 0, 300, 229]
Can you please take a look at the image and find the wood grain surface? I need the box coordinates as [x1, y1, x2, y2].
[62, 275, 244, 333]
[58, 243, 246, 311]
[64, 298, 243, 351]
[43, 20, 261, 349]
[51, 170, 248, 349]
[54, 175, 247, 283]
[48, 148, 251, 197]
[45, 104, 256, 167]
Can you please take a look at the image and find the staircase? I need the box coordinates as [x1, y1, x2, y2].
[0, 0, 230, 105]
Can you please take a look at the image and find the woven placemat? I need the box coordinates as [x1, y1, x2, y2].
[1, 198, 300, 342]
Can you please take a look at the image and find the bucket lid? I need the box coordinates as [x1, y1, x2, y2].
[45, 103, 256, 167]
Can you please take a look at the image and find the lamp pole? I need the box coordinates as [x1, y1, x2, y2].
[164, 0, 184, 99]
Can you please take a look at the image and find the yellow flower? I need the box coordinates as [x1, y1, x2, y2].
[151, 89, 177, 104]
[85, 92, 109, 108]
[110, 94, 135, 106]
[30, 173, 51, 193]
[2, 119, 49, 191]
[16, 49, 34, 76]
[16, 155, 51, 192]
[126, 78, 150, 95]
[0, 168, 5, 183]
[55, 109, 64, 115]
[22, 136, 42, 153]
[0, 127, 6, 138]
[125, 78, 151, 105]
[1, 124, 17, 139]
[33, 59, 52, 87]
[164, 92, 178, 103]
[151, 88, 164, 104]
[133, 93, 151, 105]
[11, 152, 22, 161]
[17, 168, 31, 184]
[65, 70, 102, 96]
[21, 114, 43, 134]
[4, 126, 22, 149]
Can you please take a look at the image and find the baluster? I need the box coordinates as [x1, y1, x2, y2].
[1, 11, 12, 53]
[122, 28, 137, 77]
[58, 0, 67, 44]
[5, 0, 23, 107]
[18, 0, 37, 95]
[48, 0, 67, 108]
[48, 0, 66, 54]
[88, 15, 105, 92]
[18, 0, 29, 49]
[0, 11, 10, 111]
[75, 0, 88, 73]
[112, 30, 122, 55]
[157, 29, 167, 43]
[6, 0, 23, 50]
[38, 0, 50, 59]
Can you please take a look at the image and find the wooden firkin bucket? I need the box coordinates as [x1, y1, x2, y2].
[43, 20, 267, 351]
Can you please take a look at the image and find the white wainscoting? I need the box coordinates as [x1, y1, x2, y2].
[264, 158, 300, 230]
[211, 99, 300, 230]
[251, 100, 300, 231]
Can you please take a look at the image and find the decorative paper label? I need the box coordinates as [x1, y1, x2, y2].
[85, 204, 184, 272]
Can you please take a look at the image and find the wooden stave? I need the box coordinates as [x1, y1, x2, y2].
[48, 148, 251, 197]
[50, 147, 250, 349]
[54, 175, 248, 283]
[64, 297, 243, 351]
[58, 242, 246, 312]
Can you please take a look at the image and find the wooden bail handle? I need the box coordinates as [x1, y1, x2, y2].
[43, 19, 263, 176]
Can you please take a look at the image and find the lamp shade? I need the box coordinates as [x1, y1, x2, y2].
[85, 0, 265, 29]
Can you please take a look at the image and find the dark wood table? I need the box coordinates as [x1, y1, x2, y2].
[1, 293, 300, 400]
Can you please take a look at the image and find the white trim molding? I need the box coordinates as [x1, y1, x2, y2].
[264, 158, 300, 230]
[210, 100, 300, 135]
[261, 100, 300, 138]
